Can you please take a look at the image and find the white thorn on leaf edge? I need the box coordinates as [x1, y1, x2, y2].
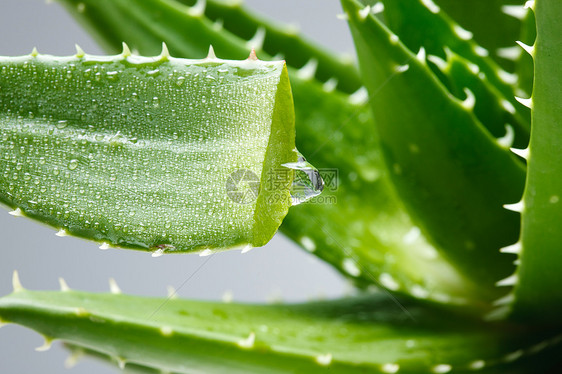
[516, 40, 534, 56]
[416, 47, 426, 62]
[9, 208, 23, 217]
[453, 24, 473, 40]
[485, 305, 511, 321]
[297, 59, 318, 81]
[504, 201, 524, 212]
[237, 332, 255, 349]
[358, 5, 371, 20]
[349, 87, 369, 105]
[99, 242, 110, 250]
[65, 348, 84, 369]
[109, 278, 122, 294]
[160, 42, 170, 59]
[199, 249, 214, 257]
[493, 293, 515, 306]
[55, 229, 69, 237]
[75, 44, 85, 58]
[222, 290, 233, 303]
[323, 78, 338, 93]
[427, 54, 448, 71]
[121, 42, 132, 57]
[381, 363, 400, 373]
[246, 27, 266, 51]
[316, 353, 333, 366]
[59, 277, 71, 292]
[372, 2, 384, 14]
[497, 46, 522, 61]
[395, 64, 409, 73]
[525, 0, 535, 10]
[188, 0, 206, 17]
[500, 241, 522, 254]
[432, 364, 452, 373]
[241, 244, 253, 254]
[497, 124, 515, 149]
[510, 147, 530, 160]
[421, 0, 440, 13]
[31, 47, 39, 57]
[12, 270, 24, 292]
[116, 357, 126, 370]
[496, 274, 518, 287]
[462, 87, 475, 110]
[515, 95, 532, 109]
[206, 45, 217, 60]
[247, 48, 258, 61]
[35, 338, 53, 352]
[502, 5, 528, 20]
[167, 285, 178, 299]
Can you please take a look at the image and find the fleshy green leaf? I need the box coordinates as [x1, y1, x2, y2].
[341, 0, 526, 296]
[1, 277, 561, 373]
[0, 51, 297, 253]
[505, 0, 562, 322]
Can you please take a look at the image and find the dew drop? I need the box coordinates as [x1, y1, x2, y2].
[282, 151, 324, 206]
[68, 159, 79, 170]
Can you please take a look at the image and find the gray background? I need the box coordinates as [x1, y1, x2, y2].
[0, 1, 355, 373]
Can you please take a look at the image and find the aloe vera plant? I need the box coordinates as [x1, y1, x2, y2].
[1, 0, 562, 373]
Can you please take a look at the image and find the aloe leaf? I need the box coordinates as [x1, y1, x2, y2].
[0, 50, 297, 253]
[499, 0, 562, 322]
[431, 0, 526, 72]
[342, 0, 527, 296]
[426, 49, 529, 149]
[380, 0, 531, 127]
[58, 0, 361, 94]
[1, 276, 561, 374]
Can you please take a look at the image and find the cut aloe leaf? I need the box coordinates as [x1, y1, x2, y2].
[57, 0, 361, 94]
[505, 0, 562, 322]
[1, 277, 561, 373]
[342, 0, 526, 294]
[381, 0, 530, 127]
[0, 49, 297, 253]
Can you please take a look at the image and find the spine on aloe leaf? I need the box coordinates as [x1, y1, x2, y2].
[0, 46, 307, 254]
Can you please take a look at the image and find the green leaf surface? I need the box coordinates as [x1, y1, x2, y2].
[342, 0, 526, 296]
[0, 51, 296, 253]
[508, 0, 562, 322]
[1, 279, 561, 373]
